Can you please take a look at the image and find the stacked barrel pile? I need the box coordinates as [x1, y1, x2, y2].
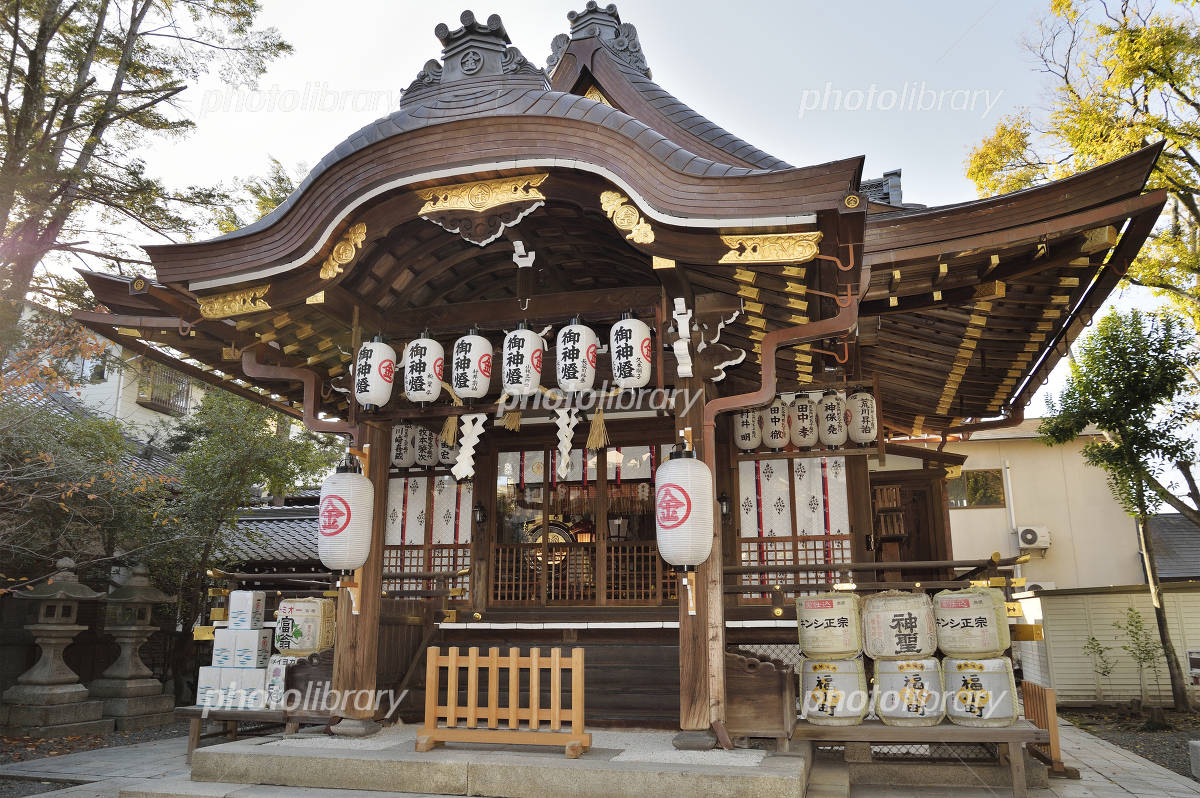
[796, 588, 1016, 727]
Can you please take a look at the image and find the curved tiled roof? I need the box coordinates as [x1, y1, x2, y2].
[220, 506, 320, 564]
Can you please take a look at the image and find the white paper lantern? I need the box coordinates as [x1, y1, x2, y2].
[847, 391, 878, 445]
[353, 340, 396, 407]
[437, 437, 458, 466]
[790, 395, 819, 448]
[556, 318, 598, 393]
[391, 423, 416, 468]
[762, 398, 790, 450]
[451, 331, 492, 400]
[318, 466, 373, 572]
[733, 408, 762, 451]
[403, 337, 443, 403]
[414, 426, 437, 467]
[500, 325, 544, 397]
[654, 449, 714, 568]
[818, 392, 848, 448]
[610, 313, 652, 390]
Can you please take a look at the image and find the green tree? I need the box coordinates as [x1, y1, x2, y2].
[0, 396, 179, 590]
[0, 0, 291, 353]
[1039, 309, 1197, 710]
[160, 389, 339, 694]
[212, 156, 302, 234]
[965, 0, 1200, 323]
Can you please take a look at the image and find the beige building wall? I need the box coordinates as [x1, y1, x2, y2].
[1017, 585, 1200, 706]
[940, 422, 1145, 590]
[74, 343, 205, 439]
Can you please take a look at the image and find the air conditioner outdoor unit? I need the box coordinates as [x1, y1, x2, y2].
[1017, 526, 1051, 549]
[1024, 580, 1056, 592]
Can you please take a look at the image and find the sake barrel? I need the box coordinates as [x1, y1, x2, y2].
[943, 657, 1018, 727]
[933, 587, 1011, 658]
[274, 598, 336, 657]
[873, 658, 945, 727]
[862, 590, 938, 660]
[796, 592, 862, 659]
[799, 657, 868, 726]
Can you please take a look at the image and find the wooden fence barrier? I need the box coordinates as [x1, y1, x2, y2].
[416, 646, 591, 758]
[1020, 681, 1078, 778]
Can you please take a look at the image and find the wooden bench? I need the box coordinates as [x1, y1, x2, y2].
[790, 719, 1049, 798]
[176, 706, 331, 762]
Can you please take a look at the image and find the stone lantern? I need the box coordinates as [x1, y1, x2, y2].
[89, 564, 177, 730]
[0, 558, 113, 737]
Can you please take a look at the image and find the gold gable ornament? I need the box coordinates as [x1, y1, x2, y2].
[319, 222, 367, 280]
[718, 232, 823, 264]
[600, 190, 654, 244]
[198, 286, 271, 319]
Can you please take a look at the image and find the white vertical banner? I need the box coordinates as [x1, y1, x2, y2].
[404, 476, 427, 546]
[791, 456, 850, 565]
[621, 445, 651, 480]
[456, 482, 474, 543]
[737, 460, 759, 539]
[385, 477, 407, 545]
[430, 474, 459, 545]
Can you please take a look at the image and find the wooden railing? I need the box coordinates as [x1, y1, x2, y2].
[490, 541, 676, 607]
[416, 646, 591, 758]
[725, 553, 1026, 595]
[1021, 681, 1077, 777]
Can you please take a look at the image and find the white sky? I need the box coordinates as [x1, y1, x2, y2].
[133, 0, 1169, 417]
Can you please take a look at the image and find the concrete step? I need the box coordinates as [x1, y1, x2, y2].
[169, 728, 810, 798]
[805, 759, 850, 798]
[120, 777, 454, 797]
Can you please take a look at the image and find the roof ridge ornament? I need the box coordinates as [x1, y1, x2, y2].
[549, 2, 651, 79]
[403, 10, 544, 97]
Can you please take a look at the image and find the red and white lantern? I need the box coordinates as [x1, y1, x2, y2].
[610, 312, 652, 390]
[654, 448, 714, 568]
[556, 317, 598, 393]
[452, 330, 492, 400]
[733, 408, 762, 451]
[391, 423, 416, 468]
[847, 390, 878, 445]
[790, 395, 819, 448]
[403, 336, 443, 403]
[819, 391, 848, 448]
[500, 324, 544, 397]
[763, 398, 790, 450]
[318, 463, 373, 572]
[414, 426, 437, 467]
[353, 340, 396, 408]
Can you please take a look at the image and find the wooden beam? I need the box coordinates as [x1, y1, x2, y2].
[383, 286, 663, 336]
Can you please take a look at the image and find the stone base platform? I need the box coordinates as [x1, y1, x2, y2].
[121, 725, 812, 798]
[0, 697, 116, 738]
[100, 693, 176, 731]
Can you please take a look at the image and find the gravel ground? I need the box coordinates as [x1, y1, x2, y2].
[0, 779, 74, 798]
[1061, 708, 1200, 782]
[0, 720, 189, 766]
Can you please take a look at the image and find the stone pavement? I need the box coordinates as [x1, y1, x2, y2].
[852, 722, 1200, 798]
[0, 719, 1194, 798]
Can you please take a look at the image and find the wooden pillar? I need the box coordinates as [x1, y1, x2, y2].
[331, 420, 390, 733]
[675, 376, 721, 731]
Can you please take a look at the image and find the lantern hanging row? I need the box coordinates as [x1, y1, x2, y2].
[733, 389, 878, 452]
[354, 313, 653, 410]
